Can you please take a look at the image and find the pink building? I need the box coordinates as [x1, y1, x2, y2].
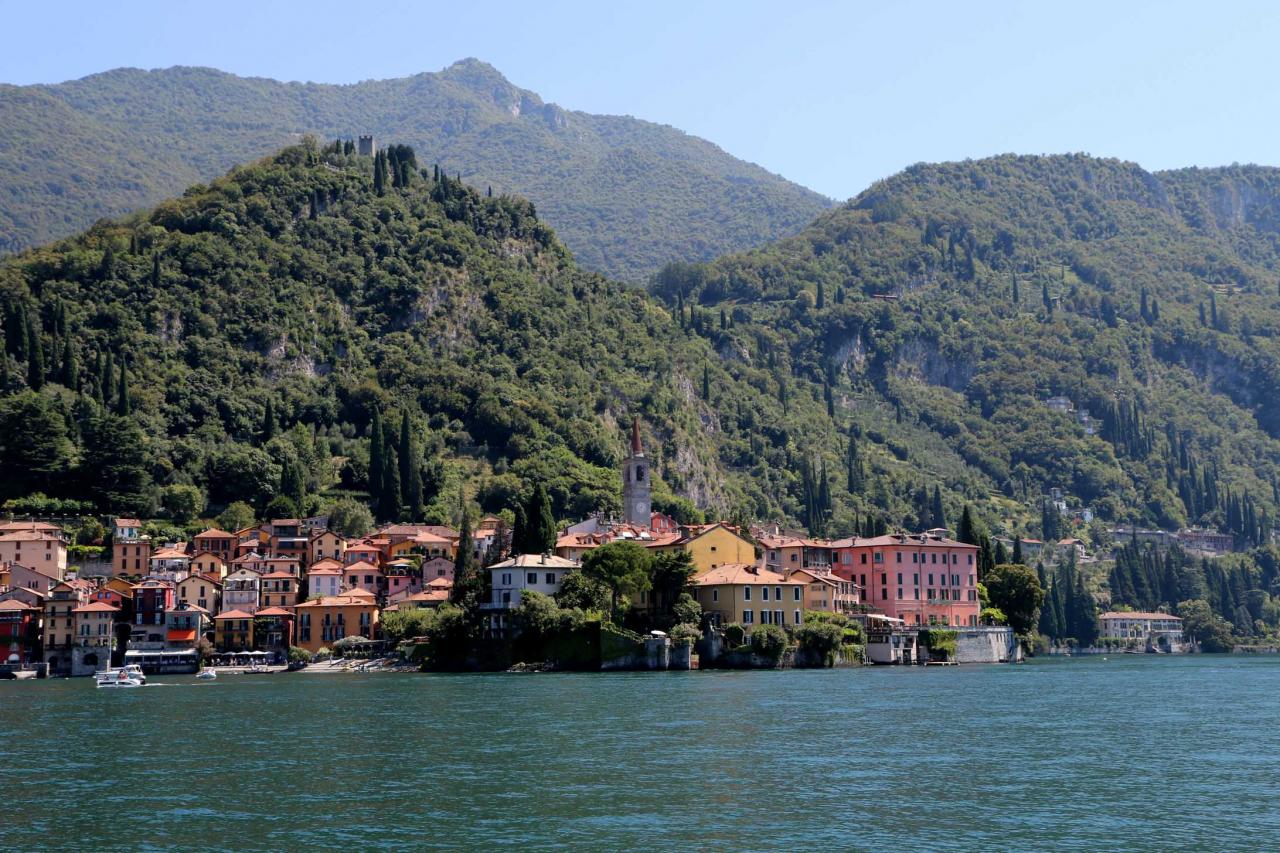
[831, 532, 981, 627]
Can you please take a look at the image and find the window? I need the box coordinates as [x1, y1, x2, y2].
[897, 573, 903, 585]
[896, 553, 903, 563]
[710, 546, 717, 553]
[501, 572, 512, 585]
[912, 553, 918, 563]
[794, 610, 802, 624]
[880, 573, 887, 586]
[790, 553, 798, 562]
[874, 552, 883, 564]
[711, 589, 718, 603]
[775, 587, 782, 600]
[793, 587, 801, 601]
[881, 589, 887, 600]
[762, 587, 770, 602]
[967, 554, 974, 565]
[761, 610, 771, 625]
[744, 587, 752, 602]
[742, 610, 754, 624]
[931, 553, 937, 564]
[545, 573, 556, 584]
[774, 610, 784, 626]
[526, 572, 538, 585]
[860, 553, 867, 565]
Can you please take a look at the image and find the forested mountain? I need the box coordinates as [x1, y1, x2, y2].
[0, 60, 831, 281]
[653, 154, 1280, 549]
[0, 140, 842, 529]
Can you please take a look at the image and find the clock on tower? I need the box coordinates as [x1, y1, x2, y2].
[621, 418, 652, 527]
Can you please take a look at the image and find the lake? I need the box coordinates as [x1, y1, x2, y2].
[3, 656, 1280, 851]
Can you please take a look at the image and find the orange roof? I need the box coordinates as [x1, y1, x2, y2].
[425, 577, 454, 588]
[181, 573, 222, 586]
[260, 572, 297, 580]
[0, 599, 38, 611]
[294, 592, 377, 609]
[344, 560, 382, 573]
[307, 565, 342, 576]
[309, 558, 344, 570]
[114, 518, 142, 527]
[255, 606, 295, 617]
[692, 564, 804, 586]
[1100, 611, 1182, 621]
[215, 609, 255, 620]
[828, 533, 978, 550]
[194, 528, 234, 539]
[72, 602, 120, 613]
[151, 548, 190, 560]
[404, 590, 449, 603]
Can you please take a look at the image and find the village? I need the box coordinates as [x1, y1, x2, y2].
[0, 424, 1201, 679]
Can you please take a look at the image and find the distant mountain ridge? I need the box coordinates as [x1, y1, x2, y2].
[0, 59, 832, 280]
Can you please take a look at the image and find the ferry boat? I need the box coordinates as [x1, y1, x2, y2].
[96, 669, 143, 688]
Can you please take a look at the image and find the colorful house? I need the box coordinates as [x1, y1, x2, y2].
[652, 523, 757, 573]
[73, 602, 119, 650]
[192, 528, 236, 563]
[214, 609, 255, 651]
[165, 602, 210, 649]
[308, 529, 346, 565]
[0, 599, 39, 666]
[306, 559, 344, 599]
[190, 551, 228, 579]
[691, 563, 808, 628]
[113, 539, 151, 576]
[1, 529, 69, 577]
[830, 532, 980, 627]
[293, 589, 379, 654]
[342, 560, 385, 597]
[177, 573, 222, 614]
[222, 568, 261, 614]
[260, 573, 299, 608]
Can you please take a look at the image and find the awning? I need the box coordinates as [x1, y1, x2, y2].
[166, 629, 197, 642]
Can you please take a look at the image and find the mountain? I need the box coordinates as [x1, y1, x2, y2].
[653, 153, 1280, 551]
[0, 60, 831, 281]
[0, 141, 840, 529]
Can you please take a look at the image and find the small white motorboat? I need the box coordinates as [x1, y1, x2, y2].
[196, 668, 217, 680]
[96, 669, 143, 688]
[122, 664, 147, 684]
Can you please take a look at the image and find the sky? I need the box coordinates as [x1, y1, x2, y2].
[2, 0, 1278, 200]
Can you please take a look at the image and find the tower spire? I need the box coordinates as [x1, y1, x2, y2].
[631, 417, 643, 455]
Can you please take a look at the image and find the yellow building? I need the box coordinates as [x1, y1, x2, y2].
[214, 609, 255, 651]
[293, 589, 380, 654]
[652, 523, 756, 573]
[191, 552, 227, 580]
[72, 602, 118, 649]
[690, 563, 808, 629]
[177, 573, 222, 613]
[308, 530, 346, 565]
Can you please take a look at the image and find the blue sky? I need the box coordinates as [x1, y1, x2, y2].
[2, 0, 1277, 200]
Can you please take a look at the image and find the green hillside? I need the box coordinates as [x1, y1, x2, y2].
[0, 141, 838, 528]
[653, 154, 1280, 547]
[0, 61, 831, 281]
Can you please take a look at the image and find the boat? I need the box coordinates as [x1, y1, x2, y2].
[195, 668, 217, 680]
[122, 664, 147, 684]
[96, 669, 143, 688]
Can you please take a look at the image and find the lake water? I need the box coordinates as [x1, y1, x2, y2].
[3, 656, 1280, 851]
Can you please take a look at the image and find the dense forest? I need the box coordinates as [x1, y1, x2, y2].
[0, 60, 831, 281]
[652, 154, 1280, 550]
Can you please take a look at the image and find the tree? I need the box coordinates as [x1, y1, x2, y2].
[205, 444, 280, 508]
[1012, 536, 1024, 566]
[264, 494, 299, 520]
[80, 413, 151, 514]
[524, 482, 556, 553]
[650, 549, 697, 620]
[1178, 598, 1234, 652]
[555, 571, 612, 613]
[116, 359, 130, 416]
[25, 311, 43, 391]
[160, 484, 205, 524]
[930, 485, 946, 530]
[368, 409, 384, 511]
[261, 398, 276, 442]
[59, 337, 77, 390]
[984, 563, 1044, 636]
[958, 505, 978, 545]
[450, 506, 483, 611]
[328, 496, 374, 538]
[581, 541, 654, 621]
[399, 410, 422, 518]
[0, 391, 74, 499]
[217, 501, 256, 533]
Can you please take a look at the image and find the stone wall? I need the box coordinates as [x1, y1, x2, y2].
[953, 627, 1021, 664]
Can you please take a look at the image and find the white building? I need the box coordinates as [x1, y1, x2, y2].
[482, 554, 580, 633]
[1099, 611, 1183, 643]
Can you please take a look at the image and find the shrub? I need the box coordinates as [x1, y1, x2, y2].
[670, 623, 702, 645]
[749, 624, 788, 661]
[724, 622, 746, 646]
[315, 647, 332, 661]
[919, 628, 958, 659]
[795, 621, 843, 663]
[287, 646, 311, 664]
[672, 592, 702, 626]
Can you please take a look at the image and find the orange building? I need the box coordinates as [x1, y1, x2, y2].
[293, 589, 379, 653]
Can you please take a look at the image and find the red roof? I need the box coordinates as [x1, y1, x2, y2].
[255, 606, 295, 617]
[195, 528, 234, 539]
[215, 609, 255, 620]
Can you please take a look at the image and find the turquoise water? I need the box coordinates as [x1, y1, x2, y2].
[3, 656, 1279, 851]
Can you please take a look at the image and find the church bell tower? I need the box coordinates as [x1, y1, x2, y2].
[621, 418, 651, 527]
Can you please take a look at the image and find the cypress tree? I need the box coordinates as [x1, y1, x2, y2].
[1012, 536, 1024, 565]
[1011, 272, 1019, 304]
[702, 364, 710, 399]
[958, 505, 977, 545]
[816, 281, 825, 309]
[451, 504, 478, 605]
[25, 312, 43, 391]
[529, 482, 556, 553]
[116, 360, 130, 416]
[151, 253, 161, 288]
[512, 503, 529, 554]
[261, 398, 277, 442]
[399, 410, 423, 518]
[382, 445, 401, 521]
[373, 151, 387, 196]
[102, 351, 114, 408]
[368, 410, 385, 511]
[60, 337, 77, 390]
[930, 485, 946, 530]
